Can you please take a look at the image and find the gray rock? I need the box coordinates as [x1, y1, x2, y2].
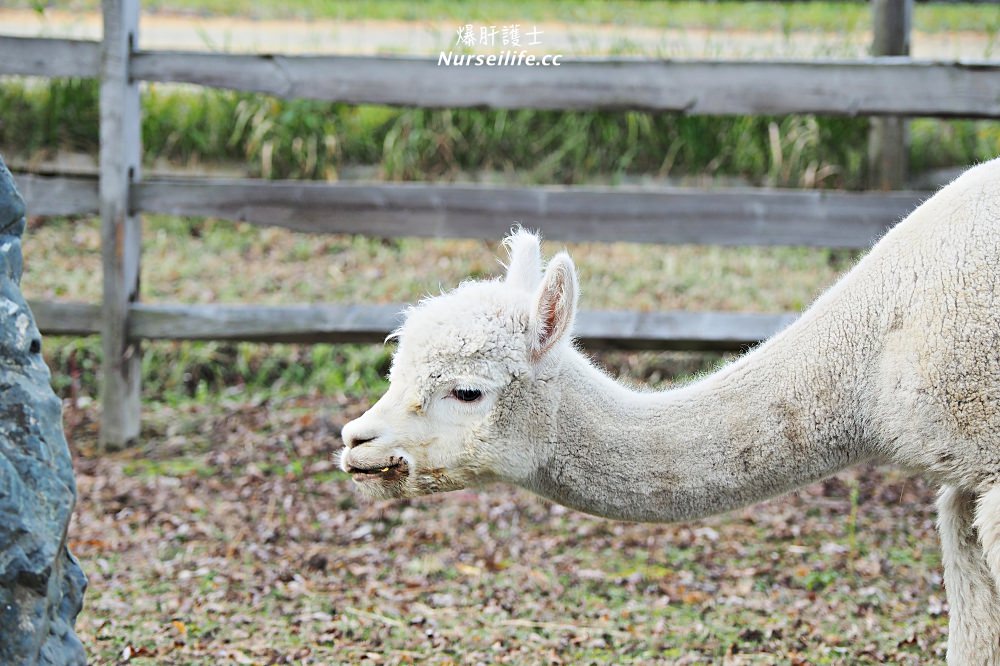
[0, 157, 87, 665]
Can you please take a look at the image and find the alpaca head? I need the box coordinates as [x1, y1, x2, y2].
[339, 229, 578, 499]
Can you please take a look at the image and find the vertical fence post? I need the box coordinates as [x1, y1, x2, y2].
[868, 0, 912, 190]
[99, 0, 142, 449]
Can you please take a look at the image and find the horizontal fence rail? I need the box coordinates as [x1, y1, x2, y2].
[136, 178, 923, 248]
[0, 36, 100, 77]
[16, 174, 926, 249]
[29, 301, 799, 351]
[29, 301, 103, 336]
[2, 35, 999, 118]
[131, 53, 1000, 118]
[14, 174, 99, 217]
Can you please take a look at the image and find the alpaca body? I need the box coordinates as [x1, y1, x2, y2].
[340, 158, 1000, 662]
[533, 160, 1000, 522]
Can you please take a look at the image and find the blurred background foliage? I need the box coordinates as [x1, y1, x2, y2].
[2, 79, 999, 188]
[2, 0, 998, 406]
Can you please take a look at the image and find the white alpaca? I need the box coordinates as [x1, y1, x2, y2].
[340, 158, 1000, 662]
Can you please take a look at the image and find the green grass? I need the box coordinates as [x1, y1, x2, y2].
[44, 334, 392, 406]
[14, 0, 1000, 34]
[5, 79, 1000, 189]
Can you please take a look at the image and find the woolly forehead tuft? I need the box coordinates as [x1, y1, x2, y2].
[393, 281, 532, 363]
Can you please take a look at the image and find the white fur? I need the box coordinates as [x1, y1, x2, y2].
[341, 158, 1000, 661]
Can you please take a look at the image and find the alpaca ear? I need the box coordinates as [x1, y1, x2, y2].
[503, 227, 543, 293]
[530, 252, 578, 362]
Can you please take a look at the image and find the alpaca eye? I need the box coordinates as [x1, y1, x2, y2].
[451, 388, 482, 402]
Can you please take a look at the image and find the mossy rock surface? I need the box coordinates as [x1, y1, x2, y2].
[0, 156, 87, 666]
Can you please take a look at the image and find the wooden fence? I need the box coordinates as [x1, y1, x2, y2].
[1, 0, 996, 446]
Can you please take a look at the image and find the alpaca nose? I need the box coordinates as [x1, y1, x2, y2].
[341, 419, 379, 449]
[345, 434, 376, 449]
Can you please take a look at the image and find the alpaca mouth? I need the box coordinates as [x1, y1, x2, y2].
[348, 458, 409, 483]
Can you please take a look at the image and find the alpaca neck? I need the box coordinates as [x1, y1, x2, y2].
[525, 341, 876, 523]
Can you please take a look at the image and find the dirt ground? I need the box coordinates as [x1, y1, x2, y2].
[65, 393, 948, 665]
